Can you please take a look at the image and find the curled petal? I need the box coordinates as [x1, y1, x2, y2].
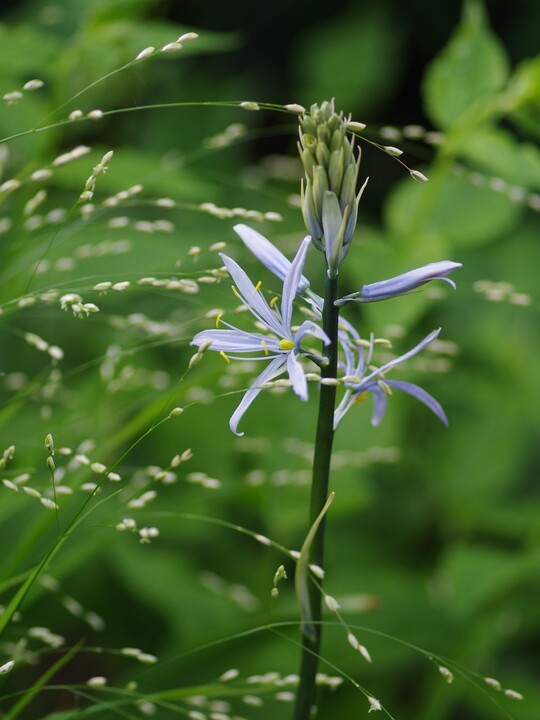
[336, 261, 462, 305]
[294, 319, 330, 347]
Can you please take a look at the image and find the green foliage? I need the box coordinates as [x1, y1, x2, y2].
[0, 1, 539, 719]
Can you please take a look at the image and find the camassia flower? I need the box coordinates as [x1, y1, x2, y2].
[334, 320, 447, 429]
[191, 236, 329, 435]
[335, 261, 462, 305]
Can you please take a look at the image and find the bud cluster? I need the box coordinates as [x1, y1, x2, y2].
[298, 100, 366, 278]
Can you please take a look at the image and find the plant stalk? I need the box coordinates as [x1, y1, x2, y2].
[293, 271, 340, 720]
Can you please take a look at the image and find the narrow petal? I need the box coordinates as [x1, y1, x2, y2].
[294, 319, 330, 346]
[287, 351, 308, 401]
[321, 191, 346, 277]
[234, 224, 310, 292]
[220, 253, 284, 336]
[369, 386, 388, 426]
[229, 355, 287, 436]
[281, 236, 311, 331]
[336, 261, 462, 305]
[191, 328, 280, 354]
[333, 390, 354, 429]
[385, 380, 448, 425]
[361, 328, 441, 385]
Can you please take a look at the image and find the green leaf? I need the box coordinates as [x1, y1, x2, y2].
[385, 171, 520, 248]
[423, 0, 509, 129]
[460, 127, 540, 188]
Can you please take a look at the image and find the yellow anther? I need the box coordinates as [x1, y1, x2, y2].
[231, 285, 241, 300]
[353, 391, 369, 406]
[260, 339, 269, 356]
[215, 313, 223, 328]
[270, 296, 279, 308]
[254, 280, 262, 293]
[279, 339, 295, 351]
[219, 351, 231, 364]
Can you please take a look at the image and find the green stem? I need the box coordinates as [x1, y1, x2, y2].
[293, 271, 340, 720]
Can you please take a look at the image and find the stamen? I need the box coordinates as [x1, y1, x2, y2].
[219, 351, 231, 364]
[270, 296, 279, 308]
[231, 286, 241, 300]
[260, 339, 269, 356]
[254, 280, 262, 293]
[215, 313, 223, 328]
[353, 391, 369, 406]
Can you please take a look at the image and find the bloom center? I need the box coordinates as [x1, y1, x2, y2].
[279, 339, 296, 351]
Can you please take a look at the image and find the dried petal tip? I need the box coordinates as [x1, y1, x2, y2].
[135, 46, 155, 61]
[504, 689, 524, 701]
[23, 79, 44, 91]
[0, 660, 14, 675]
[384, 145, 403, 157]
[161, 42, 183, 52]
[410, 169, 429, 183]
[240, 101, 260, 111]
[347, 120, 366, 131]
[284, 103, 306, 113]
[438, 666, 454, 684]
[177, 32, 199, 43]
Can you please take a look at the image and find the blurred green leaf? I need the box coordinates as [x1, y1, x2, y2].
[293, 7, 403, 114]
[385, 171, 520, 247]
[423, 0, 509, 129]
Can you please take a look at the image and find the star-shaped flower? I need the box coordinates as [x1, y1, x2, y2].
[334, 319, 447, 428]
[191, 236, 328, 435]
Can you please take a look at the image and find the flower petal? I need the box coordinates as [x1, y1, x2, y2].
[336, 261, 462, 305]
[191, 328, 280, 354]
[220, 253, 284, 337]
[287, 351, 308, 401]
[234, 224, 310, 292]
[294, 319, 331, 346]
[361, 328, 441, 386]
[385, 379, 447, 425]
[281, 236, 311, 331]
[369, 386, 388, 426]
[229, 355, 287, 436]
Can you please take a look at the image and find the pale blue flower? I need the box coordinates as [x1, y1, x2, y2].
[234, 224, 323, 309]
[335, 261, 462, 305]
[334, 322, 447, 428]
[191, 236, 329, 435]
[234, 224, 310, 292]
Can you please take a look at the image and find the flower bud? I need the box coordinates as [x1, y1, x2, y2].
[298, 101, 366, 277]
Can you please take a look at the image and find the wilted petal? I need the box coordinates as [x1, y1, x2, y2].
[336, 261, 462, 305]
[230, 355, 287, 436]
[234, 224, 310, 292]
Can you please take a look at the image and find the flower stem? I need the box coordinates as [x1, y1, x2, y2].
[293, 271, 340, 720]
